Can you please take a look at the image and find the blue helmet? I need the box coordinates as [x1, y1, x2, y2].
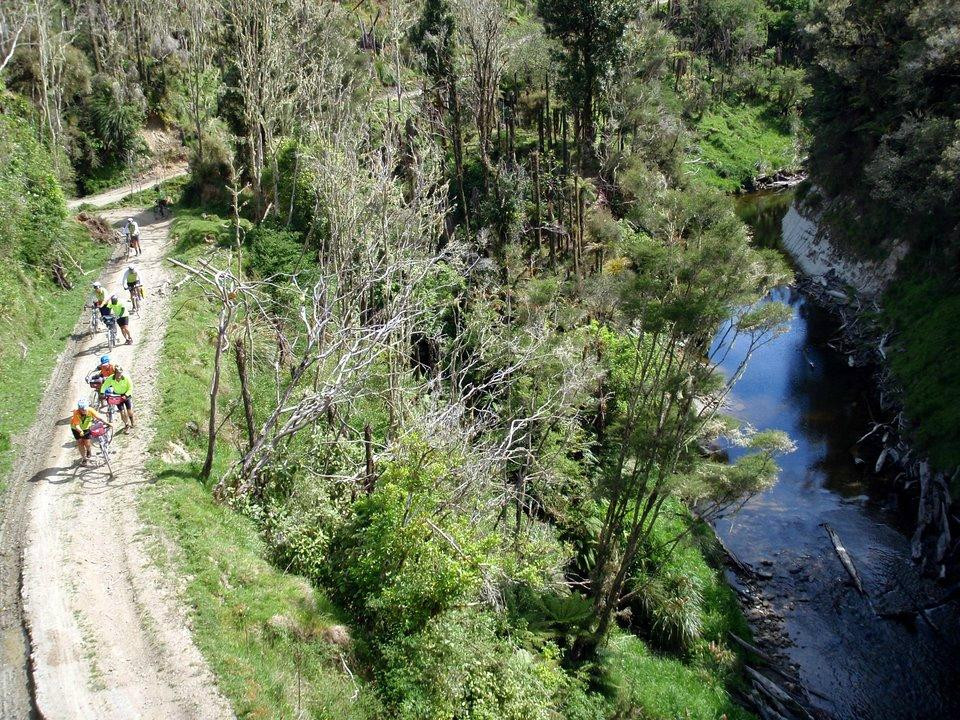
[78, 399, 88, 409]
[104, 387, 116, 395]
[100, 354, 110, 364]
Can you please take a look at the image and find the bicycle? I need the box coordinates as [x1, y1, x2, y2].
[86, 373, 104, 407]
[88, 420, 114, 477]
[154, 197, 171, 219]
[104, 315, 118, 350]
[88, 304, 101, 334]
[104, 392, 126, 428]
[127, 283, 143, 313]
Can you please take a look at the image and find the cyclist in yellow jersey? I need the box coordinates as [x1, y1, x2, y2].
[122, 265, 144, 304]
[106, 294, 133, 344]
[102, 365, 135, 429]
[70, 399, 112, 465]
[92, 281, 107, 315]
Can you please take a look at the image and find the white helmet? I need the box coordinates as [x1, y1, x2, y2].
[127, 217, 134, 224]
[127, 264, 136, 271]
[92, 281, 101, 288]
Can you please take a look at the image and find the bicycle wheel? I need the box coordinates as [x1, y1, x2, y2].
[99, 437, 114, 477]
[107, 324, 117, 349]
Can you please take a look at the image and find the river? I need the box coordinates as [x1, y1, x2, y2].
[712, 191, 960, 720]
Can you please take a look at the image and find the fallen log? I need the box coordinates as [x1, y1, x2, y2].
[729, 633, 831, 701]
[746, 666, 816, 720]
[821, 523, 875, 613]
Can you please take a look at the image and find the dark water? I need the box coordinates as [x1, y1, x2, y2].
[713, 191, 960, 720]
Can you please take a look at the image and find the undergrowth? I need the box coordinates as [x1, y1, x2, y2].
[691, 102, 800, 192]
[884, 267, 960, 480]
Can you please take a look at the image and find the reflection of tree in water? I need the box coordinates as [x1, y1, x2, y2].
[783, 294, 880, 498]
[736, 191, 794, 250]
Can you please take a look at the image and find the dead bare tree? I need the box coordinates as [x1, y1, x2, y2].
[454, 0, 509, 181]
[0, 0, 29, 74]
[168, 257, 246, 480]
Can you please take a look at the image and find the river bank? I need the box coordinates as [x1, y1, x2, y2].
[713, 190, 960, 720]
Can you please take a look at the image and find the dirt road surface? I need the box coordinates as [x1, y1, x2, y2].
[66, 166, 188, 211]
[1, 201, 232, 719]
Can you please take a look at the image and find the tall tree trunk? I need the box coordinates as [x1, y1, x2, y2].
[201, 304, 234, 480]
[233, 337, 257, 451]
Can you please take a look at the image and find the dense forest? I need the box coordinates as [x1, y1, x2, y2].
[0, 1, 956, 719]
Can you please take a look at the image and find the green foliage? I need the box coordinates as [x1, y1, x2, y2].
[884, 269, 960, 474]
[691, 101, 799, 191]
[265, 141, 320, 234]
[88, 75, 146, 159]
[184, 122, 235, 208]
[246, 226, 303, 278]
[410, 0, 457, 86]
[324, 447, 493, 640]
[671, 0, 769, 71]
[807, 0, 960, 258]
[0, 93, 68, 267]
[539, 0, 638, 150]
[379, 609, 603, 720]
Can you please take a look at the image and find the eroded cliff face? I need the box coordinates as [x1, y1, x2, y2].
[780, 200, 909, 297]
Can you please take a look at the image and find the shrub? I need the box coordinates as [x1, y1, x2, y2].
[379, 609, 602, 720]
[0, 91, 67, 268]
[184, 124, 234, 208]
[88, 75, 145, 158]
[323, 475, 490, 640]
[246, 226, 303, 278]
[629, 570, 704, 652]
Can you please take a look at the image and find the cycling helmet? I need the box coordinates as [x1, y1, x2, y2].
[100, 354, 110, 364]
[78, 399, 88, 409]
[93, 281, 102, 288]
[110, 294, 118, 302]
[113, 365, 123, 374]
[104, 387, 116, 395]
[128, 265, 136, 271]
[127, 217, 134, 224]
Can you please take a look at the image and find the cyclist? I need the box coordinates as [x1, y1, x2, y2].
[106, 294, 133, 344]
[85, 354, 115, 404]
[70, 399, 112, 466]
[92, 281, 107, 313]
[122, 265, 144, 302]
[125, 217, 142, 256]
[102, 365, 135, 430]
[155, 190, 171, 218]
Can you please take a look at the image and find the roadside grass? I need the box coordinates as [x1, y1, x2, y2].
[95, 175, 189, 212]
[606, 632, 753, 720]
[884, 269, 960, 482]
[0, 220, 112, 492]
[690, 102, 800, 192]
[141, 213, 379, 719]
